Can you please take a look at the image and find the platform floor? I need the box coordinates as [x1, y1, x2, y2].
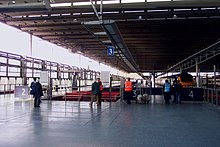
[0, 94, 220, 147]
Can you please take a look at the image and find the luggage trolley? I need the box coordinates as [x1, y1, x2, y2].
[135, 87, 151, 104]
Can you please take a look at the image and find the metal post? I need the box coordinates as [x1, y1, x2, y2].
[90, 0, 101, 20]
[207, 89, 210, 102]
[180, 67, 182, 73]
[65, 86, 67, 103]
[49, 78, 52, 101]
[30, 34, 33, 56]
[9, 84, 11, 94]
[211, 89, 214, 105]
[214, 65, 216, 90]
[100, 0, 103, 20]
[4, 84, 6, 95]
[78, 77, 81, 102]
[109, 77, 112, 102]
[6, 54, 8, 77]
[50, 64, 52, 101]
[206, 74, 208, 88]
[153, 72, 156, 88]
[151, 72, 154, 88]
[20, 57, 27, 86]
[196, 60, 199, 87]
[120, 78, 125, 102]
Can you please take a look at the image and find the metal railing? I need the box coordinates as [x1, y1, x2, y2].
[0, 84, 20, 94]
[203, 88, 220, 107]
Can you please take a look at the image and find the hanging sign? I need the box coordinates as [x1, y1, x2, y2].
[107, 46, 114, 56]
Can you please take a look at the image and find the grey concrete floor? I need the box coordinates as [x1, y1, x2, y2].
[0, 94, 220, 147]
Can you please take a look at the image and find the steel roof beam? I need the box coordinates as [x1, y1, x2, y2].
[0, 0, 51, 12]
[2, 0, 220, 16]
[167, 40, 220, 72]
[4, 9, 220, 23]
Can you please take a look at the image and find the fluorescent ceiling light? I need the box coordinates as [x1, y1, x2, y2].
[147, 0, 170, 2]
[121, 0, 144, 3]
[97, 0, 119, 4]
[94, 32, 107, 35]
[51, 3, 71, 7]
[142, 72, 151, 76]
[73, 2, 91, 6]
[102, 40, 112, 43]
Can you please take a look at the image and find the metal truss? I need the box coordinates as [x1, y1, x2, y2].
[81, 0, 139, 73]
[168, 40, 220, 72]
[82, 20, 139, 72]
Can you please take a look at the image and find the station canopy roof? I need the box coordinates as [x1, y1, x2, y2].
[1, 0, 220, 76]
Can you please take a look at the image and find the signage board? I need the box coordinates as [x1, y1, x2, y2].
[14, 86, 30, 98]
[40, 71, 49, 85]
[101, 71, 110, 87]
[107, 46, 114, 56]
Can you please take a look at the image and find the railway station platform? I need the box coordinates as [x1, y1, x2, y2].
[0, 95, 220, 147]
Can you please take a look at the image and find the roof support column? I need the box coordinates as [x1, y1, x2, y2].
[151, 72, 155, 88]
[214, 65, 216, 90]
[21, 57, 27, 85]
[100, 0, 103, 20]
[206, 74, 209, 88]
[180, 67, 182, 73]
[120, 77, 125, 102]
[30, 34, 33, 57]
[196, 59, 199, 88]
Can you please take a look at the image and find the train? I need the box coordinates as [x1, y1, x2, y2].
[176, 72, 195, 87]
[157, 72, 195, 88]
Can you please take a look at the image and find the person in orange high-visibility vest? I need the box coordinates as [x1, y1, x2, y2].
[124, 78, 132, 104]
[97, 78, 103, 106]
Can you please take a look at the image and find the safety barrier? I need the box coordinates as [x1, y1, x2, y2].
[133, 87, 203, 101]
[63, 91, 120, 102]
[0, 84, 18, 94]
[203, 88, 220, 106]
[63, 86, 121, 102]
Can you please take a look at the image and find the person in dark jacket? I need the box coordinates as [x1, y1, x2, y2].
[30, 77, 37, 97]
[175, 80, 182, 104]
[33, 79, 43, 108]
[90, 79, 100, 107]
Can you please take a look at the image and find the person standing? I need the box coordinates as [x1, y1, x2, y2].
[175, 80, 182, 104]
[124, 78, 132, 104]
[30, 77, 37, 97]
[90, 79, 100, 107]
[33, 79, 43, 108]
[172, 80, 177, 103]
[163, 79, 171, 104]
[97, 78, 103, 106]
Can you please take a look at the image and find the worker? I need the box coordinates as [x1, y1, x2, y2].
[97, 78, 103, 106]
[124, 78, 132, 104]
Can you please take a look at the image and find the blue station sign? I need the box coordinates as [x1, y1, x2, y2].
[107, 46, 114, 56]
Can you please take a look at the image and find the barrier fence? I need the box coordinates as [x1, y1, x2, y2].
[3, 83, 218, 106]
[203, 88, 220, 107]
